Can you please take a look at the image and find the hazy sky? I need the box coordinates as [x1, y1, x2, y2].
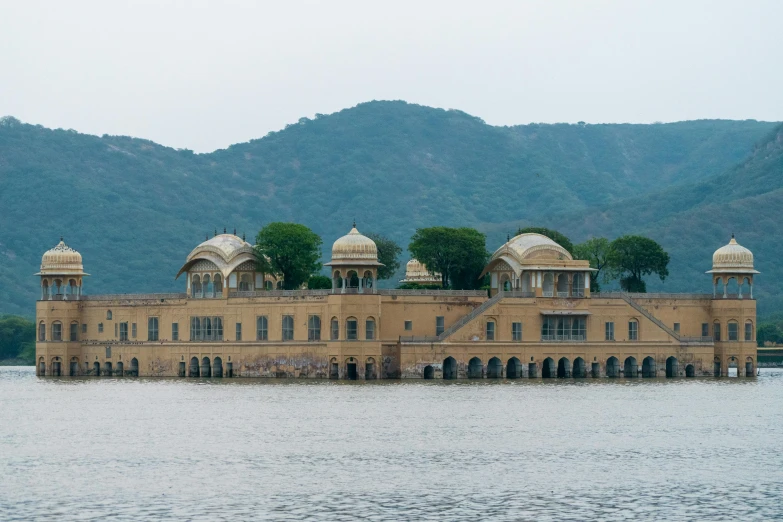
[1, 0, 781, 152]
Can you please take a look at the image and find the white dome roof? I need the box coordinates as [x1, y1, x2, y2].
[176, 233, 256, 279]
[493, 233, 572, 262]
[36, 238, 88, 276]
[709, 235, 758, 274]
[400, 258, 441, 284]
[330, 226, 378, 262]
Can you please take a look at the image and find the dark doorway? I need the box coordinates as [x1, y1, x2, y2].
[685, 364, 695, 377]
[130, 358, 139, 377]
[624, 357, 638, 378]
[190, 357, 199, 377]
[443, 357, 457, 380]
[53, 361, 62, 377]
[606, 357, 620, 378]
[330, 361, 339, 379]
[178, 361, 186, 377]
[591, 361, 600, 378]
[573, 358, 586, 378]
[507, 357, 521, 379]
[116, 361, 124, 376]
[542, 358, 555, 379]
[227, 362, 234, 378]
[423, 365, 434, 379]
[105, 362, 112, 376]
[213, 357, 223, 378]
[642, 357, 656, 378]
[201, 357, 211, 378]
[365, 359, 376, 380]
[528, 362, 537, 378]
[714, 360, 721, 377]
[39, 361, 45, 376]
[467, 357, 483, 379]
[487, 357, 502, 378]
[70, 360, 79, 376]
[665, 356, 678, 378]
[94, 361, 101, 376]
[745, 360, 754, 377]
[347, 362, 358, 380]
[557, 357, 571, 378]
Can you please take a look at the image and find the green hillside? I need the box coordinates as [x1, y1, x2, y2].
[506, 124, 783, 315]
[0, 101, 778, 316]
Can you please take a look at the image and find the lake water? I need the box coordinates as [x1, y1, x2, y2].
[1, 367, 782, 521]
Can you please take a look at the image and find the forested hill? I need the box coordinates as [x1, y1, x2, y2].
[0, 101, 778, 316]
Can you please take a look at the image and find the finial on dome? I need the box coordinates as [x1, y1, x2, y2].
[507, 233, 510, 242]
[233, 227, 236, 235]
[205, 234, 208, 241]
[224, 227, 227, 234]
[60, 236, 64, 242]
[242, 232, 246, 241]
[352, 218, 356, 228]
[214, 228, 217, 237]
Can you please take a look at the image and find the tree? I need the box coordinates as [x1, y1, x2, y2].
[366, 233, 402, 280]
[408, 227, 487, 289]
[306, 275, 332, 289]
[608, 235, 670, 293]
[573, 237, 613, 292]
[516, 227, 574, 253]
[0, 315, 35, 362]
[254, 223, 322, 290]
[757, 323, 783, 347]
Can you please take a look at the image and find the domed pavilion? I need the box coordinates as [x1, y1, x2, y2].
[35, 238, 89, 300]
[325, 223, 383, 293]
[707, 235, 759, 298]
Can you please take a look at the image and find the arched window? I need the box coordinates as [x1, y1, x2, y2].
[331, 317, 339, 340]
[70, 321, 79, 342]
[264, 280, 273, 290]
[53, 279, 63, 298]
[203, 274, 212, 297]
[68, 279, 77, 298]
[572, 273, 584, 298]
[628, 319, 639, 341]
[556, 274, 568, 297]
[346, 317, 358, 340]
[365, 318, 375, 340]
[347, 271, 359, 289]
[308, 315, 321, 341]
[745, 320, 754, 341]
[486, 319, 496, 341]
[41, 280, 50, 300]
[239, 274, 252, 291]
[503, 279, 510, 291]
[38, 321, 46, 341]
[52, 321, 62, 342]
[282, 315, 294, 341]
[363, 270, 374, 290]
[192, 275, 202, 298]
[256, 316, 268, 340]
[543, 273, 554, 297]
[214, 274, 223, 296]
[728, 320, 739, 341]
[106, 310, 113, 320]
[713, 321, 721, 341]
[276, 281, 283, 290]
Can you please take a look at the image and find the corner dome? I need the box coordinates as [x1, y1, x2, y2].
[36, 238, 89, 276]
[709, 235, 758, 274]
[400, 258, 441, 284]
[330, 226, 378, 262]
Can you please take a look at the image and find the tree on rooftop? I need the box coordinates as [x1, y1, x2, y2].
[608, 235, 669, 293]
[366, 233, 402, 280]
[573, 237, 613, 292]
[254, 223, 322, 290]
[409, 227, 487, 289]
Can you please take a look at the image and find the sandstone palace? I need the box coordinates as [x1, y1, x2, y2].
[35, 227, 758, 379]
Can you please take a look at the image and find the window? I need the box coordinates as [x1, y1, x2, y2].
[98, 323, 104, 334]
[120, 322, 129, 341]
[172, 322, 179, 341]
[215, 318, 223, 340]
[257, 316, 268, 340]
[115, 323, 118, 338]
[81, 323, 87, 334]
[106, 346, 111, 358]
[189, 316, 224, 341]
[308, 315, 321, 341]
[728, 321, 738, 341]
[366, 318, 375, 340]
[148, 318, 159, 341]
[236, 322, 242, 341]
[131, 323, 137, 339]
[282, 315, 294, 341]
[745, 321, 753, 342]
[702, 323, 709, 338]
[542, 316, 585, 341]
[191, 317, 201, 340]
[674, 323, 680, 334]
[404, 320, 412, 331]
[436, 316, 445, 336]
[52, 322, 62, 341]
[571, 317, 586, 340]
[713, 322, 721, 342]
[541, 316, 556, 340]
[330, 317, 339, 340]
[628, 320, 638, 341]
[346, 318, 358, 340]
[605, 321, 615, 341]
[38, 322, 45, 341]
[239, 273, 252, 291]
[70, 322, 78, 342]
[107, 310, 112, 320]
[486, 320, 495, 341]
[512, 322, 522, 341]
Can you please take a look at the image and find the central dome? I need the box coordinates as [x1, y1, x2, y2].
[331, 226, 378, 261]
[36, 238, 88, 276]
[709, 235, 758, 273]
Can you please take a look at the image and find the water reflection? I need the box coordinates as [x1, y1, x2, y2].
[1, 367, 781, 521]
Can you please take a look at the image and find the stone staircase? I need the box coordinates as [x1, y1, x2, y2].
[437, 291, 504, 341]
[617, 293, 680, 341]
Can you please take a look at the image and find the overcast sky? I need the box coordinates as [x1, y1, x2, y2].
[1, 0, 781, 152]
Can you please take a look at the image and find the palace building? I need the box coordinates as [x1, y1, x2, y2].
[35, 228, 758, 379]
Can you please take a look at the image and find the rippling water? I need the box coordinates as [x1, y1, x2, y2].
[1, 368, 782, 521]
